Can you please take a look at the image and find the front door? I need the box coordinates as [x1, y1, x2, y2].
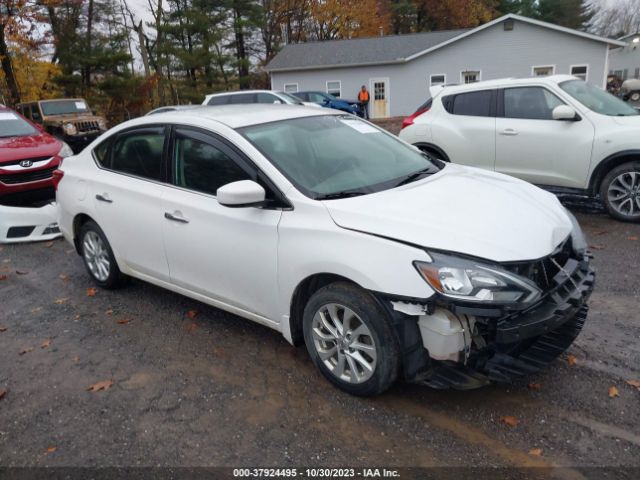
[495, 86, 595, 188]
[162, 126, 282, 319]
[369, 78, 390, 118]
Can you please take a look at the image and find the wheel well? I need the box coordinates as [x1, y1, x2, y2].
[288, 273, 357, 346]
[414, 143, 450, 162]
[589, 152, 640, 194]
[72, 213, 94, 254]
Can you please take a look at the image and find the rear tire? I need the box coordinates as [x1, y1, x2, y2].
[630, 91, 640, 102]
[79, 220, 127, 289]
[600, 161, 640, 222]
[302, 282, 399, 396]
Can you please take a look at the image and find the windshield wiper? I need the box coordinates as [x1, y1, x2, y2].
[394, 167, 435, 187]
[316, 191, 368, 200]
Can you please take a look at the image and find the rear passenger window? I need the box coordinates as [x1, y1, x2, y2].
[207, 96, 230, 106]
[448, 91, 493, 117]
[173, 129, 250, 196]
[110, 128, 165, 181]
[230, 93, 257, 104]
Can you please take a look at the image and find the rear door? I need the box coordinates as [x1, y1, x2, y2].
[431, 89, 496, 170]
[495, 86, 595, 188]
[91, 126, 170, 282]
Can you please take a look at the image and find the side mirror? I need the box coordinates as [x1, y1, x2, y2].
[217, 180, 266, 208]
[552, 105, 579, 121]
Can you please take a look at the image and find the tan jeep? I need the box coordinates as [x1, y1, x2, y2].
[15, 99, 108, 153]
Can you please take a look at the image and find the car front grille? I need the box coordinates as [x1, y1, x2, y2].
[1, 156, 52, 167]
[75, 120, 101, 132]
[0, 167, 57, 185]
[504, 238, 576, 292]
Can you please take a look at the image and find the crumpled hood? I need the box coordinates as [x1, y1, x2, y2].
[323, 164, 573, 262]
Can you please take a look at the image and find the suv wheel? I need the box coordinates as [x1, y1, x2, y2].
[79, 220, 126, 289]
[630, 91, 640, 102]
[600, 161, 640, 222]
[302, 282, 399, 396]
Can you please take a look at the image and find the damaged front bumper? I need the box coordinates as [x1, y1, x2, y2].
[378, 252, 595, 390]
[0, 202, 62, 244]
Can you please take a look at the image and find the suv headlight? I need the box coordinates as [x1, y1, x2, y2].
[414, 252, 541, 305]
[58, 141, 74, 158]
[62, 123, 77, 135]
[97, 118, 107, 130]
[565, 209, 587, 255]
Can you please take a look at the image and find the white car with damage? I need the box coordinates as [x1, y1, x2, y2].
[55, 106, 595, 395]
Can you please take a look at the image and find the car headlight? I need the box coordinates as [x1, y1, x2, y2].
[565, 209, 587, 255]
[58, 141, 74, 158]
[97, 118, 107, 130]
[414, 252, 541, 305]
[62, 123, 77, 135]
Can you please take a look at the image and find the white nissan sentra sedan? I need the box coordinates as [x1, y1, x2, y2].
[55, 105, 595, 396]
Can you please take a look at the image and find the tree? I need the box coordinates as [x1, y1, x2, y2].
[537, 0, 593, 30]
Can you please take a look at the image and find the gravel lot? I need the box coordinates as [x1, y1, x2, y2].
[1, 205, 639, 478]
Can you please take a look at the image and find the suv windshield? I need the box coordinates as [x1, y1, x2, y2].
[0, 111, 38, 138]
[559, 80, 638, 116]
[40, 100, 90, 115]
[240, 115, 440, 199]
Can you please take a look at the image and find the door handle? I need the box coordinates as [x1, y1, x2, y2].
[96, 193, 113, 203]
[164, 211, 189, 224]
[500, 128, 519, 136]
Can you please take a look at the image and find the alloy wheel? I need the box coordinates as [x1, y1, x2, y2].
[82, 231, 111, 282]
[311, 303, 377, 384]
[607, 170, 640, 218]
[630, 92, 640, 102]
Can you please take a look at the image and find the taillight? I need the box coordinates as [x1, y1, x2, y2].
[52, 169, 64, 190]
[401, 107, 429, 130]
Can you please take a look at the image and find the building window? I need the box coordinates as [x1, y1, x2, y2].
[533, 65, 554, 77]
[570, 65, 588, 81]
[430, 74, 446, 86]
[283, 83, 298, 93]
[461, 70, 480, 84]
[326, 81, 341, 98]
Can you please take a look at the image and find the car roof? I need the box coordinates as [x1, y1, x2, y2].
[438, 74, 577, 95]
[205, 90, 282, 98]
[143, 104, 340, 129]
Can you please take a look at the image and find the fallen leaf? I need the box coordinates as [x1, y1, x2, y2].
[0, 389, 6, 400]
[15, 270, 28, 275]
[186, 309, 199, 319]
[86, 287, 97, 297]
[213, 347, 226, 357]
[41, 339, 51, 349]
[105, 308, 113, 315]
[185, 322, 199, 332]
[19, 347, 33, 355]
[117, 319, 131, 325]
[44, 241, 54, 248]
[589, 244, 605, 251]
[0, 326, 7, 332]
[592, 230, 608, 236]
[31, 307, 43, 313]
[608, 386, 620, 398]
[46, 446, 57, 453]
[500, 416, 520, 427]
[0, 275, 7, 281]
[528, 448, 543, 456]
[527, 383, 541, 391]
[74, 314, 80, 320]
[2, 259, 10, 263]
[86, 379, 114, 392]
[59, 273, 69, 281]
[626, 380, 640, 390]
[72, 356, 80, 363]
[628, 236, 638, 241]
[54, 298, 69, 305]
[566, 354, 577, 366]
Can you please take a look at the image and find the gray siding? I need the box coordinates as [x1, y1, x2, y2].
[271, 19, 609, 117]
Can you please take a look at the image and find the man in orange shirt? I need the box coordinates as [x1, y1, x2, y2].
[358, 85, 370, 119]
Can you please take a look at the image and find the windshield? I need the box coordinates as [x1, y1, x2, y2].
[277, 92, 304, 105]
[40, 100, 90, 116]
[240, 115, 440, 199]
[0, 111, 38, 138]
[559, 80, 638, 116]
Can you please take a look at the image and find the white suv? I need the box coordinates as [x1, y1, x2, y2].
[399, 75, 640, 222]
[55, 106, 594, 395]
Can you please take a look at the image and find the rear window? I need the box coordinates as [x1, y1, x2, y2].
[0, 111, 38, 138]
[443, 90, 493, 117]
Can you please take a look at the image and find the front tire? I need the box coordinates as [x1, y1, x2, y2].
[302, 282, 399, 396]
[600, 161, 640, 222]
[79, 220, 126, 289]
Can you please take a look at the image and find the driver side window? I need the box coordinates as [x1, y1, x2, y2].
[503, 87, 564, 120]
